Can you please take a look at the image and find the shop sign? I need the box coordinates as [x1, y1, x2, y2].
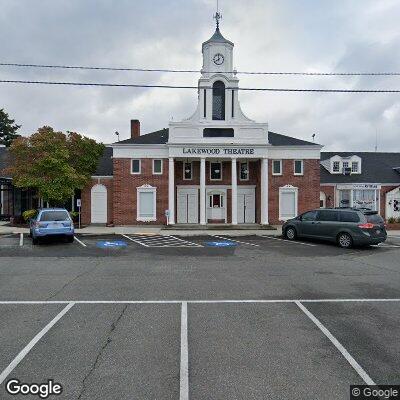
[182, 147, 255, 156]
[337, 184, 381, 190]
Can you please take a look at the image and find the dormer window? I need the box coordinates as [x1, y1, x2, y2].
[333, 161, 340, 172]
[328, 155, 361, 174]
[212, 81, 225, 120]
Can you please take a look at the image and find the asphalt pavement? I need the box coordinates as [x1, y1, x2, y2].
[0, 233, 400, 399]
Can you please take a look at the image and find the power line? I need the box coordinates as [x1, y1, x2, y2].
[1, 79, 400, 92]
[1, 62, 400, 76]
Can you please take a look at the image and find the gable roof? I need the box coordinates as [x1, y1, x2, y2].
[114, 128, 319, 147]
[116, 129, 169, 145]
[93, 146, 113, 176]
[321, 152, 400, 184]
[268, 131, 318, 146]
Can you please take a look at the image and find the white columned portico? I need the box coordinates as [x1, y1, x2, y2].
[261, 158, 269, 225]
[231, 158, 238, 225]
[168, 157, 175, 224]
[200, 158, 206, 225]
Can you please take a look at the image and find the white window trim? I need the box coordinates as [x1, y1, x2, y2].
[183, 161, 192, 181]
[279, 185, 298, 221]
[131, 159, 141, 175]
[210, 161, 223, 181]
[152, 159, 163, 175]
[272, 160, 282, 176]
[351, 161, 359, 173]
[239, 161, 249, 181]
[136, 185, 157, 222]
[294, 160, 304, 176]
[332, 161, 340, 173]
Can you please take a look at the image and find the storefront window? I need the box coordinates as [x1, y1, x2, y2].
[338, 190, 351, 207]
[353, 189, 377, 210]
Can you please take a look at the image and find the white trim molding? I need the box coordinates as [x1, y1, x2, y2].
[272, 159, 282, 176]
[137, 184, 157, 222]
[152, 159, 163, 175]
[279, 184, 298, 221]
[131, 159, 141, 174]
[294, 160, 304, 176]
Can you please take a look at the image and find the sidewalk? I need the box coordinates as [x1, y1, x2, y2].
[1, 222, 398, 237]
[0, 223, 283, 237]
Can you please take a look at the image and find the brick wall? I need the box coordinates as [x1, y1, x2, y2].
[320, 185, 335, 208]
[81, 178, 114, 225]
[113, 158, 169, 225]
[268, 159, 321, 224]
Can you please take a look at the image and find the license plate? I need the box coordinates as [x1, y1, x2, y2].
[50, 223, 62, 228]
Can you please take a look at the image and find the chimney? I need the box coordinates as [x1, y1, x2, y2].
[130, 119, 140, 138]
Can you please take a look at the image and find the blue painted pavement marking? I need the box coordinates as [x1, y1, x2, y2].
[205, 241, 237, 247]
[96, 240, 128, 249]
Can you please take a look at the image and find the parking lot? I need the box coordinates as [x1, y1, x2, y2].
[1, 232, 400, 399]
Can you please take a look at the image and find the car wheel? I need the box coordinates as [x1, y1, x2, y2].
[337, 232, 353, 249]
[285, 226, 297, 240]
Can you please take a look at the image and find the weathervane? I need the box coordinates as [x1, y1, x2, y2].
[214, 0, 222, 29]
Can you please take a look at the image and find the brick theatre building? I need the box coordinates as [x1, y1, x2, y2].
[81, 23, 322, 226]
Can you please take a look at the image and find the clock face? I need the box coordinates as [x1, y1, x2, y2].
[213, 53, 224, 65]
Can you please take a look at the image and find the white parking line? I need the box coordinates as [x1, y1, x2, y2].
[19, 233, 23, 246]
[374, 244, 400, 248]
[0, 302, 75, 385]
[74, 236, 87, 247]
[122, 234, 202, 248]
[261, 235, 317, 247]
[296, 301, 375, 385]
[121, 234, 150, 247]
[212, 235, 260, 247]
[180, 302, 189, 400]
[0, 298, 400, 305]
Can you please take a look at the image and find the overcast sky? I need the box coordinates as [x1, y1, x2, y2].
[1, 0, 399, 151]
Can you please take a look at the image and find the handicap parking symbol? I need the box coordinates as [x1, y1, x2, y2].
[205, 241, 237, 247]
[96, 240, 128, 249]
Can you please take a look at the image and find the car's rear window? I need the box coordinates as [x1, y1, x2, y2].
[339, 211, 360, 223]
[366, 214, 384, 224]
[39, 211, 70, 221]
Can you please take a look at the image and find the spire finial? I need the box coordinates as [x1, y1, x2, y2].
[213, 0, 222, 30]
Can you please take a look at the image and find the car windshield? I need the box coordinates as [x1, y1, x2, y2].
[366, 214, 384, 224]
[39, 211, 70, 222]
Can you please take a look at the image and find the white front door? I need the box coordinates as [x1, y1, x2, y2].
[91, 184, 107, 224]
[177, 188, 198, 223]
[206, 189, 226, 222]
[237, 188, 255, 224]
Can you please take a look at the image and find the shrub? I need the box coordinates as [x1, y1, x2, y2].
[69, 211, 79, 221]
[22, 209, 37, 222]
[396, 217, 400, 224]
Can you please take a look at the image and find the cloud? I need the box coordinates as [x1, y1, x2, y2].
[0, 0, 399, 151]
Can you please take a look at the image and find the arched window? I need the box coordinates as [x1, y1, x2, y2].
[212, 81, 225, 120]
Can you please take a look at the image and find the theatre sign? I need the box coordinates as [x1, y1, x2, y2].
[169, 146, 267, 158]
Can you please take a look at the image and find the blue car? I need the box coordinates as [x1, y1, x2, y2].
[29, 208, 74, 244]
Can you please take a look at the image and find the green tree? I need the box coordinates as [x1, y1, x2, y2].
[0, 109, 21, 146]
[8, 126, 105, 205]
